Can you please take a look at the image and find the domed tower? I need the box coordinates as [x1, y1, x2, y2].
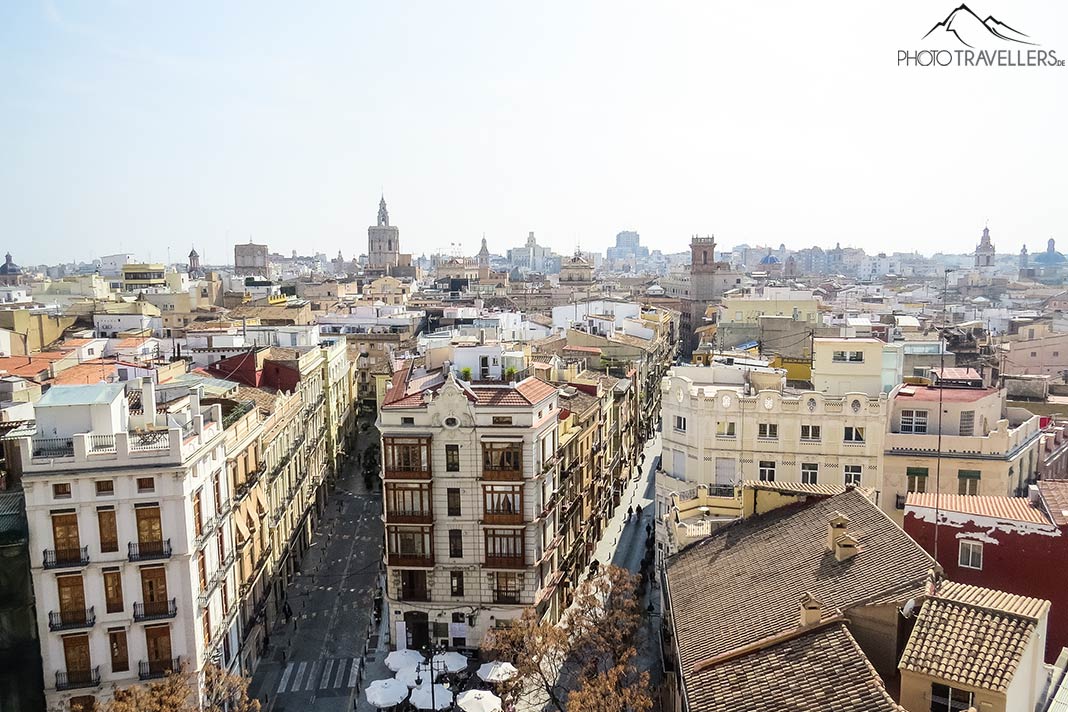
[0, 252, 25, 286]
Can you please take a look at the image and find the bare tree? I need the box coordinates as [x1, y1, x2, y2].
[94, 663, 260, 712]
[485, 565, 650, 712]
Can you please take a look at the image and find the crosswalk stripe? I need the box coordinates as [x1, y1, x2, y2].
[320, 660, 335, 689]
[292, 662, 307, 691]
[305, 662, 319, 691]
[277, 663, 294, 694]
[332, 659, 348, 688]
[348, 658, 359, 688]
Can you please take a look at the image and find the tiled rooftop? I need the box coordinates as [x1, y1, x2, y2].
[667, 489, 935, 677]
[905, 493, 1051, 525]
[1037, 479, 1068, 527]
[899, 581, 1049, 692]
[687, 622, 904, 712]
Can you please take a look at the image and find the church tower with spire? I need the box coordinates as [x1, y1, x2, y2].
[188, 246, 202, 278]
[974, 225, 995, 271]
[367, 195, 401, 275]
[477, 236, 491, 280]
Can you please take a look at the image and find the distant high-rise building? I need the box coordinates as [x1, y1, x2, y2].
[606, 231, 649, 262]
[367, 196, 401, 275]
[234, 240, 268, 276]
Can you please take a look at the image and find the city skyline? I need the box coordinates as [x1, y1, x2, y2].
[3, 1, 1067, 263]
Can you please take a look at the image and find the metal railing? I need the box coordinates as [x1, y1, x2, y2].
[32, 437, 74, 458]
[492, 590, 521, 604]
[43, 546, 89, 569]
[130, 430, 170, 451]
[55, 667, 100, 691]
[48, 606, 95, 631]
[128, 539, 172, 562]
[133, 598, 177, 621]
[138, 657, 182, 681]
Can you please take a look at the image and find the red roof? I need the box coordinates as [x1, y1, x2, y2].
[382, 361, 415, 407]
[894, 385, 997, 403]
[383, 367, 557, 410]
[564, 345, 602, 355]
[905, 493, 1050, 525]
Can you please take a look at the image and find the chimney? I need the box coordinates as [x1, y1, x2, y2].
[141, 377, 157, 426]
[826, 512, 850, 552]
[799, 592, 822, 627]
[834, 533, 859, 562]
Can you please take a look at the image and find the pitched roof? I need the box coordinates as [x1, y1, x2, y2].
[667, 489, 935, 677]
[899, 581, 1049, 692]
[905, 493, 1051, 525]
[745, 480, 877, 499]
[687, 622, 904, 712]
[1037, 479, 1068, 526]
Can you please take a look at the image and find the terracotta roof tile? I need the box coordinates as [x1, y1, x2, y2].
[667, 490, 935, 678]
[899, 582, 1049, 692]
[688, 623, 904, 712]
[905, 493, 1051, 525]
[1037, 479, 1068, 526]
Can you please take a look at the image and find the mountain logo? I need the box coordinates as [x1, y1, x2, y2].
[922, 4, 1036, 48]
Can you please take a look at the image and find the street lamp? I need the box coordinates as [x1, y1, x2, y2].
[414, 643, 449, 710]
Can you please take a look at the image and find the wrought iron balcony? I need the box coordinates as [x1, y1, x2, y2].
[43, 546, 89, 569]
[138, 657, 182, 681]
[55, 667, 100, 691]
[133, 598, 177, 622]
[128, 539, 172, 562]
[48, 606, 95, 632]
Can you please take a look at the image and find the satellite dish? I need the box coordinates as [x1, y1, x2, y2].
[901, 598, 917, 618]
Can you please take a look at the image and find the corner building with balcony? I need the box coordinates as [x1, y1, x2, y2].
[7, 380, 230, 711]
[378, 361, 562, 651]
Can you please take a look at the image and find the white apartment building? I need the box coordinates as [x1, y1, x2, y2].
[378, 363, 561, 650]
[11, 380, 231, 711]
[883, 369, 1043, 522]
[660, 365, 887, 498]
[811, 337, 902, 396]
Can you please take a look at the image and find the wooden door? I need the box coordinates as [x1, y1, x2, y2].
[140, 567, 167, 603]
[63, 634, 91, 673]
[135, 507, 162, 543]
[57, 575, 85, 622]
[145, 626, 172, 666]
[52, 513, 80, 551]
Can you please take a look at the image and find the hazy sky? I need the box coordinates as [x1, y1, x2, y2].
[3, 1, 1067, 265]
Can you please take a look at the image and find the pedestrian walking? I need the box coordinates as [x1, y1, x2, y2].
[627, 505, 633, 522]
[636, 504, 643, 520]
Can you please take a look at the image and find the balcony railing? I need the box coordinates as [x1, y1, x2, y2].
[139, 657, 182, 681]
[43, 546, 89, 569]
[133, 598, 177, 622]
[384, 466, 432, 481]
[128, 539, 171, 562]
[55, 667, 100, 691]
[386, 509, 434, 524]
[387, 553, 435, 567]
[481, 468, 523, 482]
[88, 434, 116, 453]
[400, 588, 430, 602]
[484, 555, 526, 569]
[32, 437, 75, 458]
[493, 590, 521, 604]
[483, 511, 526, 525]
[48, 606, 95, 632]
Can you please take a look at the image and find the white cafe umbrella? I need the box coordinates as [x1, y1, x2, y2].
[476, 661, 518, 683]
[457, 689, 503, 712]
[432, 651, 469, 674]
[394, 665, 423, 688]
[385, 648, 424, 672]
[365, 678, 409, 709]
[409, 683, 452, 710]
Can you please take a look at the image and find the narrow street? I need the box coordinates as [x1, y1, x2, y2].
[248, 429, 384, 712]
